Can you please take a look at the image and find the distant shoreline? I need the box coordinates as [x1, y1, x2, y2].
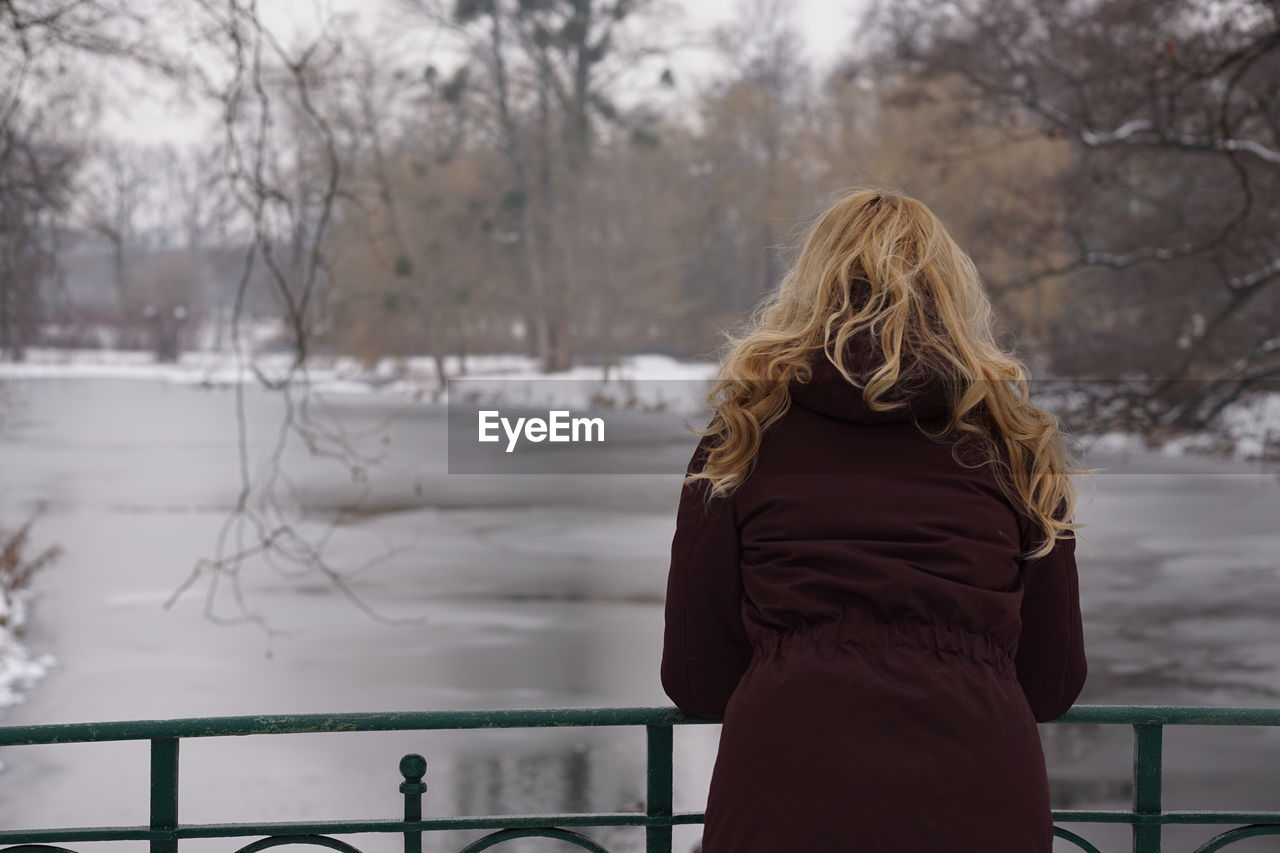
[2, 349, 1277, 471]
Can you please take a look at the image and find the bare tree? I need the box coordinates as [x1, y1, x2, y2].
[854, 0, 1280, 432]
[402, 0, 678, 372]
[1, 0, 186, 358]
[678, 0, 822, 349]
[78, 142, 153, 314]
[0, 94, 76, 360]
[319, 33, 509, 386]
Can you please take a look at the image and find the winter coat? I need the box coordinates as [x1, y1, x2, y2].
[660, 333, 1088, 852]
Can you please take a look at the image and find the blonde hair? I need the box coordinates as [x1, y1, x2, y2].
[688, 186, 1095, 560]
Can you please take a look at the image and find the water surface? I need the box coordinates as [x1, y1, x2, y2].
[0, 377, 1278, 852]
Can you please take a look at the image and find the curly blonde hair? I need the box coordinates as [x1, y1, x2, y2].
[688, 186, 1094, 560]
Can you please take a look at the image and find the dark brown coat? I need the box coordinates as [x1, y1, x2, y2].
[660, 336, 1088, 852]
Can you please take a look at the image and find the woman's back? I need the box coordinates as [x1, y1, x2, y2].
[735, 335, 1028, 670]
[659, 188, 1088, 853]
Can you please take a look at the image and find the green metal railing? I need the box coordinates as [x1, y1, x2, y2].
[0, 704, 1277, 852]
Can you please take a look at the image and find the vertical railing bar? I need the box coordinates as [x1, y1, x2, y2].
[150, 737, 180, 853]
[400, 753, 428, 853]
[1132, 723, 1163, 853]
[645, 724, 673, 853]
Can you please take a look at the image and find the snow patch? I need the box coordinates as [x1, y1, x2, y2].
[446, 354, 719, 415]
[0, 348, 721, 412]
[2, 348, 1276, 455]
[0, 585, 57, 766]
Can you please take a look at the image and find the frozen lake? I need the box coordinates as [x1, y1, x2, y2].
[1, 376, 1279, 853]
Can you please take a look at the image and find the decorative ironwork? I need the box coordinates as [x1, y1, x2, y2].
[1192, 825, 1280, 852]
[0, 704, 1277, 853]
[456, 828, 613, 852]
[1053, 826, 1106, 853]
[233, 836, 365, 853]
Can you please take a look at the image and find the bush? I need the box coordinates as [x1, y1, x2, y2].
[0, 508, 62, 634]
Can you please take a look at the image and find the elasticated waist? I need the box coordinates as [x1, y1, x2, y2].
[751, 603, 1018, 677]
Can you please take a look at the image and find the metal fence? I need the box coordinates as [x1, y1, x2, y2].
[0, 704, 1277, 852]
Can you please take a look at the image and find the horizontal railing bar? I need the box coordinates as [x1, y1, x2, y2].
[5, 808, 1280, 844]
[0, 813, 708, 843]
[2, 704, 1279, 747]
[1052, 810, 1280, 824]
[1058, 705, 1280, 726]
[0, 707, 701, 746]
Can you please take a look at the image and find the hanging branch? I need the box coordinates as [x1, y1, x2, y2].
[162, 0, 423, 637]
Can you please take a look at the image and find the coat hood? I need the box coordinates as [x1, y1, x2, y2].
[788, 332, 954, 425]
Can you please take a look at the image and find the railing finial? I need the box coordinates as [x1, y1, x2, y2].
[399, 753, 428, 853]
[399, 753, 428, 791]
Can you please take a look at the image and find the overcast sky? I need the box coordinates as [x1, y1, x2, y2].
[103, 0, 872, 148]
[686, 0, 870, 66]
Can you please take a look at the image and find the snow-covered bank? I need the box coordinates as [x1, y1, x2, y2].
[1, 347, 1277, 462]
[0, 517, 59, 743]
[1037, 385, 1280, 466]
[0, 587, 55, 715]
[0, 347, 535, 395]
[0, 582, 57, 770]
[0, 348, 719, 411]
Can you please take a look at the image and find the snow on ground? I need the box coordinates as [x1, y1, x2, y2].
[1201, 390, 1280, 459]
[0, 347, 528, 392]
[0, 585, 56, 767]
[3, 347, 1276, 462]
[0, 348, 722, 412]
[0, 590, 53, 708]
[446, 353, 720, 415]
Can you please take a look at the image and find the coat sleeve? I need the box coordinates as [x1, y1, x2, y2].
[659, 440, 754, 720]
[1013, 507, 1089, 723]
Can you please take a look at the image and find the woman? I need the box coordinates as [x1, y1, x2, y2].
[660, 187, 1091, 852]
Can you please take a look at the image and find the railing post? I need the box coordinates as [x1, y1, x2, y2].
[646, 724, 673, 853]
[400, 753, 428, 853]
[150, 737, 180, 853]
[1132, 724, 1163, 853]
